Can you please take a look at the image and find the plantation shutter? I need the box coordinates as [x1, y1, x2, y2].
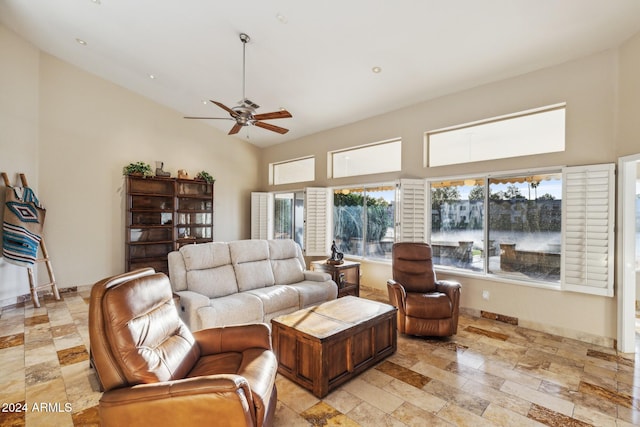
[304, 187, 330, 256]
[395, 179, 427, 243]
[250, 192, 273, 240]
[561, 163, 615, 296]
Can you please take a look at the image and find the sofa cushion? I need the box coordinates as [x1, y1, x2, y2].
[405, 292, 452, 319]
[229, 239, 269, 264]
[229, 240, 275, 291]
[285, 280, 339, 308]
[268, 240, 305, 285]
[268, 239, 299, 260]
[246, 285, 299, 315]
[178, 242, 238, 298]
[181, 242, 231, 270]
[188, 348, 278, 427]
[186, 265, 238, 298]
[271, 258, 305, 286]
[197, 293, 263, 329]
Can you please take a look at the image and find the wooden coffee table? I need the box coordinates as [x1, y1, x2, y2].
[271, 296, 397, 398]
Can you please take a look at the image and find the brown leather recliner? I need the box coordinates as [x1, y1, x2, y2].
[387, 242, 461, 337]
[89, 268, 277, 427]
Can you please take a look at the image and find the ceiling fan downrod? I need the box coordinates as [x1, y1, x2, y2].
[239, 33, 250, 105]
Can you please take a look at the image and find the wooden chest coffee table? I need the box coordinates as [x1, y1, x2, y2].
[271, 296, 397, 398]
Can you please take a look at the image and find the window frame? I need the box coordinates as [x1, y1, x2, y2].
[427, 167, 563, 287]
[269, 156, 315, 186]
[425, 104, 566, 168]
[328, 138, 402, 179]
[331, 182, 396, 261]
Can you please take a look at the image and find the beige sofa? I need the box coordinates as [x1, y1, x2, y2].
[168, 239, 338, 331]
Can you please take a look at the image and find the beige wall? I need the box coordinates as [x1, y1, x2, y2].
[0, 25, 260, 304]
[0, 25, 40, 302]
[618, 31, 640, 156]
[261, 48, 627, 346]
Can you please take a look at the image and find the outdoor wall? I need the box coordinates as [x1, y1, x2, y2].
[261, 47, 623, 346]
[0, 24, 260, 305]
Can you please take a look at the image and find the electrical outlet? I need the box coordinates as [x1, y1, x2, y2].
[482, 290, 490, 300]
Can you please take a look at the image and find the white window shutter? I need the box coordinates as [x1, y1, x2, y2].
[251, 192, 273, 240]
[561, 163, 615, 296]
[304, 187, 330, 256]
[395, 179, 427, 243]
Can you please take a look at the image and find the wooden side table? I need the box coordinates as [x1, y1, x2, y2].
[311, 260, 360, 298]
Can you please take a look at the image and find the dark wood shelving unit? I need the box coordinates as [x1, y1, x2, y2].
[126, 176, 214, 274]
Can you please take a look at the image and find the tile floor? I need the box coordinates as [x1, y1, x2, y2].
[1, 286, 639, 426]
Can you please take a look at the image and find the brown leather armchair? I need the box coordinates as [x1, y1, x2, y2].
[387, 243, 461, 337]
[89, 268, 277, 427]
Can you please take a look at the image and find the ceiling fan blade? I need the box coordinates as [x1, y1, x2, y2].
[184, 116, 234, 120]
[210, 100, 238, 117]
[253, 110, 292, 120]
[228, 123, 243, 135]
[254, 121, 289, 134]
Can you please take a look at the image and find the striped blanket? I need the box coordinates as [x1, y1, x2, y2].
[2, 186, 46, 267]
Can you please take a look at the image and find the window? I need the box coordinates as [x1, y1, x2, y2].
[426, 165, 614, 294]
[270, 157, 315, 185]
[274, 192, 305, 247]
[430, 178, 485, 272]
[426, 104, 565, 167]
[487, 173, 562, 283]
[329, 139, 401, 178]
[333, 185, 395, 260]
[251, 189, 329, 256]
[430, 173, 562, 282]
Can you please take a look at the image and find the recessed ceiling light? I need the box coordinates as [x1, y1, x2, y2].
[76, 38, 87, 46]
[91, 0, 101, 4]
[149, 74, 156, 80]
[202, 100, 209, 105]
[372, 66, 382, 74]
[276, 13, 288, 24]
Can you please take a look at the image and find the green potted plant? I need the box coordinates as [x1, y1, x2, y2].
[195, 170, 215, 183]
[123, 161, 154, 178]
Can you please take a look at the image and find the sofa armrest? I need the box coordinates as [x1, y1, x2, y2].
[194, 323, 272, 355]
[435, 280, 461, 304]
[436, 279, 461, 333]
[99, 375, 255, 426]
[386, 279, 406, 314]
[174, 290, 210, 330]
[303, 271, 332, 282]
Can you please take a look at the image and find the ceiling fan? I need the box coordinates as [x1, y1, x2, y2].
[184, 33, 292, 135]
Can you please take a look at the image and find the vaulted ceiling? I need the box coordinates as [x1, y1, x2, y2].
[2, 0, 640, 147]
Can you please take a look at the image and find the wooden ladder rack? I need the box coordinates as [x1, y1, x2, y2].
[1, 172, 60, 308]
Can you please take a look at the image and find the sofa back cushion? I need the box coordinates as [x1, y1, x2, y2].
[229, 240, 275, 291]
[180, 242, 239, 298]
[268, 239, 305, 285]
